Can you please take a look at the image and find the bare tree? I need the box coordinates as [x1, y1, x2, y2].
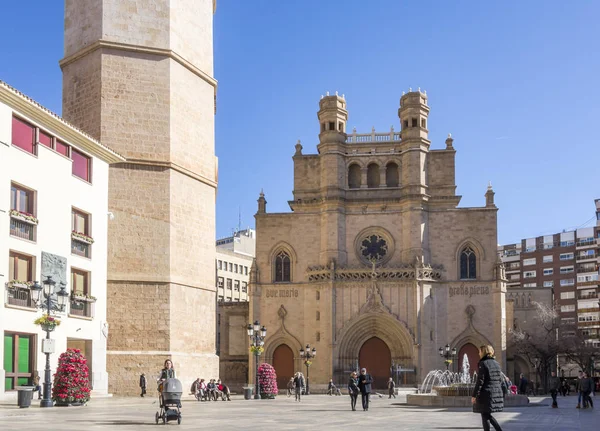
[561, 328, 597, 375]
[508, 301, 560, 393]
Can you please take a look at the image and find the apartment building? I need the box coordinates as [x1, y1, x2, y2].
[499, 224, 600, 348]
[216, 229, 255, 302]
[0, 81, 124, 400]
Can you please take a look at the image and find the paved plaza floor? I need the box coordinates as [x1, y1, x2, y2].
[0, 392, 597, 430]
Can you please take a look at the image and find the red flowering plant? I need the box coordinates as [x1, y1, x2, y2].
[52, 348, 91, 405]
[257, 363, 278, 399]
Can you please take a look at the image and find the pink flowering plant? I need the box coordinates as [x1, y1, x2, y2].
[257, 363, 278, 399]
[52, 348, 91, 404]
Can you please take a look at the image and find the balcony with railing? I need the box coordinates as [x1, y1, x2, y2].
[578, 321, 600, 328]
[69, 293, 95, 318]
[9, 210, 37, 242]
[577, 263, 599, 273]
[578, 293, 600, 300]
[5, 282, 36, 309]
[576, 238, 597, 248]
[577, 253, 597, 261]
[71, 232, 93, 258]
[345, 126, 402, 144]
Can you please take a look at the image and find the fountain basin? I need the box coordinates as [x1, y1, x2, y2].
[406, 393, 529, 408]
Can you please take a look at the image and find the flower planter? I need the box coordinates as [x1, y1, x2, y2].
[72, 295, 96, 303]
[9, 210, 38, 226]
[41, 324, 57, 332]
[71, 232, 94, 245]
[7, 281, 31, 289]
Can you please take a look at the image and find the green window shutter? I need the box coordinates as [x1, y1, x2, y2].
[4, 335, 13, 373]
[18, 336, 31, 373]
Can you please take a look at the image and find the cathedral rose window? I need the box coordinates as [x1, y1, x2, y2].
[360, 235, 388, 262]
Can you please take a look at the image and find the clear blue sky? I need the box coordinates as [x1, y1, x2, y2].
[1, 1, 599, 244]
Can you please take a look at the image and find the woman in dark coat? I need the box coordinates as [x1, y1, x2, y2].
[471, 345, 506, 431]
[347, 372, 359, 411]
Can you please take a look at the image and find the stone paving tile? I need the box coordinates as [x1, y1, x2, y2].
[0, 393, 597, 430]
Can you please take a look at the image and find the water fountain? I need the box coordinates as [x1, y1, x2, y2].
[406, 354, 529, 407]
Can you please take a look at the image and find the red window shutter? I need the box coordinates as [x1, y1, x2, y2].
[72, 149, 91, 182]
[56, 140, 69, 156]
[39, 131, 52, 148]
[12, 117, 35, 153]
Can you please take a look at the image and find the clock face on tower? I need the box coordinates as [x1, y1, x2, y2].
[360, 234, 388, 263]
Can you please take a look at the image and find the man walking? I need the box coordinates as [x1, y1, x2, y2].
[357, 368, 373, 411]
[139, 373, 147, 397]
[293, 372, 304, 402]
[388, 377, 396, 399]
[518, 373, 528, 395]
[576, 370, 584, 408]
[581, 372, 594, 409]
[548, 371, 560, 408]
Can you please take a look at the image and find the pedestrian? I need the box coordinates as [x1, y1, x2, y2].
[548, 371, 559, 408]
[576, 370, 584, 408]
[471, 345, 506, 431]
[518, 373, 528, 395]
[388, 377, 396, 399]
[581, 372, 594, 409]
[348, 371, 359, 411]
[139, 373, 147, 397]
[293, 372, 304, 402]
[287, 377, 294, 397]
[357, 367, 373, 411]
[32, 371, 42, 400]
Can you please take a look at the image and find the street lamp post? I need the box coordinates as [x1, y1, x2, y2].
[247, 320, 267, 400]
[299, 344, 316, 395]
[30, 276, 68, 408]
[438, 344, 457, 371]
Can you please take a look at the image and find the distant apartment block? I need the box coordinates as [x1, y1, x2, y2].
[216, 228, 255, 303]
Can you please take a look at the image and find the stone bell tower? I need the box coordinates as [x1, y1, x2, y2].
[60, 0, 219, 394]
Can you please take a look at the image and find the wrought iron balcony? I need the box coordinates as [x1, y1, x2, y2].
[5, 282, 36, 308]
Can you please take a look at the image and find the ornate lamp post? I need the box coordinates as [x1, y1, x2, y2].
[30, 276, 68, 408]
[438, 344, 457, 371]
[247, 320, 266, 400]
[299, 344, 316, 395]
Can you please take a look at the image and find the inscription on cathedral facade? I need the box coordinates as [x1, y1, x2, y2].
[265, 288, 299, 298]
[449, 284, 490, 298]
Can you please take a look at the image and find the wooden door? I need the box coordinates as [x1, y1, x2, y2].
[359, 337, 391, 390]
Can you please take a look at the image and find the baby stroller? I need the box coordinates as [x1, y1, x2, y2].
[156, 378, 182, 425]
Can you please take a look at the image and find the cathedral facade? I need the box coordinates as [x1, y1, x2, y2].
[249, 90, 507, 390]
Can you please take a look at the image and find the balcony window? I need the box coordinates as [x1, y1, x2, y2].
[234, 280, 240, 291]
[72, 149, 91, 182]
[7, 252, 35, 308]
[55, 140, 70, 157]
[242, 282, 248, 293]
[217, 277, 224, 289]
[39, 130, 52, 148]
[10, 183, 37, 241]
[12, 117, 35, 154]
[226, 279, 232, 290]
[70, 269, 93, 318]
[71, 209, 92, 258]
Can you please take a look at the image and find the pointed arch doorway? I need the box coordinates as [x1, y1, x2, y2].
[272, 344, 294, 391]
[359, 337, 391, 390]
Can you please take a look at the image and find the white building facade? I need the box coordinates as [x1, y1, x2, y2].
[0, 81, 123, 401]
[216, 229, 255, 302]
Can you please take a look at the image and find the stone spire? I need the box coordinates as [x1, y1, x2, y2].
[257, 189, 267, 214]
[445, 133, 454, 149]
[485, 182, 496, 207]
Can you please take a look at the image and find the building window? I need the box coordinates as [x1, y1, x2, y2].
[71, 208, 92, 258]
[459, 246, 476, 279]
[316, 291, 320, 300]
[274, 251, 291, 282]
[70, 269, 92, 317]
[3, 332, 35, 391]
[348, 164, 361, 189]
[229, 263, 233, 272]
[523, 271, 536, 278]
[241, 282, 247, 293]
[543, 280, 554, 287]
[559, 253, 574, 260]
[328, 121, 335, 131]
[523, 283, 537, 288]
[217, 277, 224, 289]
[218, 260, 222, 270]
[542, 255, 553, 263]
[560, 266, 574, 274]
[386, 162, 399, 187]
[367, 163, 380, 188]
[245, 266, 248, 275]
[560, 291, 575, 300]
[7, 252, 35, 308]
[411, 118, 418, 127]
[72, 149, 91, 182]
[523, 258, 536, 266]
[55, 140, 70, 157]
[560, 279, 574, 286]
[12, 117, 36, 154]
[560, 304, 575, 313]
[234, 264, 238, 274]
[10, 183, 36, 242]
[543, 268, 554, 276]
[226, 279, 232, 290]
[316, 311, 320, 321]
[218, 295, 224, 302]
[560, 241, 575, 247]
[234, 280, 240, 291]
